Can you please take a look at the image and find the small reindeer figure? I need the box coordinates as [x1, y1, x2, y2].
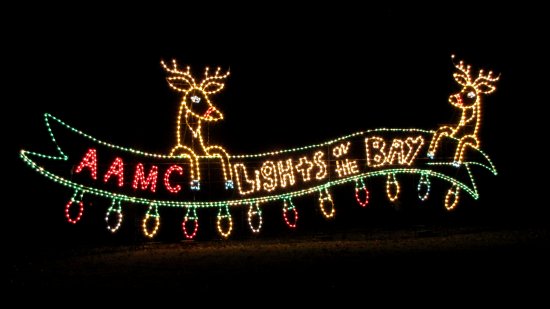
[428, 56, 499, 166]
[162, 59, 233, 190]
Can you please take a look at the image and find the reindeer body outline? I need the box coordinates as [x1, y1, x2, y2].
[428, 56, 499, 166]
[162, 60, 233, 190]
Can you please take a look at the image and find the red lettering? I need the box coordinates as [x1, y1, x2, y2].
[75, 148, 97, 180]
[104, 157, 124, 187]
[164, 165, 183, 194]
[133, 163, 158, 193]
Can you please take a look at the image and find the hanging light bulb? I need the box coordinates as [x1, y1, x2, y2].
[417, 172, 431, 201]
[247, 203, 263, 234]
[283, 198, 298, 228]
[65, 190, 85, 224]
[217, 205, 233, 238]
[355, 178, 370, 207]
[105, 199, 123, 233]
[386, 173, 400, 202]
[182, 207, 199, 239]
[445, 184, 460, 210]
[142, 203, 160, 238]
[319, 187, 335, 219]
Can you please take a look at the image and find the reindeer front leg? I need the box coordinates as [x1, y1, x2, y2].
[453, 135, 479, 166]
[205, 145, 234, 189]
[427, 126, 454, 159]
[170, 145, 201, 190]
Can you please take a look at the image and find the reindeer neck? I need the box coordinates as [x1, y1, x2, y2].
[184, 112, 200, 137]
[473, 102, 481, 136]
[182, 112, 208, 152]
[452, 103, 480, 137]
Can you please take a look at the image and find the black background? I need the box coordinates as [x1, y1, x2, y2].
[4, 3, 547, 289]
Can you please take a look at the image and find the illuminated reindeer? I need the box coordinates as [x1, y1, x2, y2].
[428, 56, 499, 166]
[162, 59, 233, 190]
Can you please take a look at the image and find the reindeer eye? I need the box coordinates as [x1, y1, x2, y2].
[190, 95, 201, 103]
[467, 91, 476, 99]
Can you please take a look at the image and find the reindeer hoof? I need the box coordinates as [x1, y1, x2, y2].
[225, 180, 234, 190]
[190, 180, 200, 191]
[427, 152, 434, 159]
[452, 161, 461, 167]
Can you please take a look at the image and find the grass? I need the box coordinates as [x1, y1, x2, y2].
[9, 225, 549, 290]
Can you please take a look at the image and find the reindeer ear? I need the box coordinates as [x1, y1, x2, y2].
[201, 81, 225, 94]
[476, 82, 496, 94]
[453, 73, 469, 86]
[166, 76, 194, 93]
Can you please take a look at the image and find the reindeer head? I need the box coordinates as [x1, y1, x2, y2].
[161, 59, 230, 122]
[449, 55, 499, 108]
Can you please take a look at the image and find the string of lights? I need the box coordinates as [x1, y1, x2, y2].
[428, 55, 499, 165]
[355, 178, 370, 207]
[163, 60, 233, 189]
[20, 57, 499, 239]
[283, 198, 298, 228]
[142, 203, 160, 238]
[105, 199, 123, 233]
[417, 172, 431, 201]
[217, 205, 233, 238]
[248, 203, 263, 234]
[182, 207, 199, 239]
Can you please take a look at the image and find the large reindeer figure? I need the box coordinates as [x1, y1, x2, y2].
[428, 56, 499, 166]
[162, 59, 233, 190]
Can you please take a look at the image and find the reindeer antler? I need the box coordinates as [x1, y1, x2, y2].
[203, 66, 230, 81]
[161, 59, 199, 92]
[161, 59, 230, 94]
[474, 69, 500, 84]
[472, 68, 500, 94]
[451, 54, 473, 85]
[200, 66, 230, 94]
[161, 59, 193, 76]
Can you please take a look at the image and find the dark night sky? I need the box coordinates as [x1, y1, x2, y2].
[4, 5, 546, 246]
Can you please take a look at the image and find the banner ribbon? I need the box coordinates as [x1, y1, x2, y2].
[21, 113, 497, 209]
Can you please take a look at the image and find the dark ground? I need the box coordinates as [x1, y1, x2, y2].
[9, 223, 549, 291]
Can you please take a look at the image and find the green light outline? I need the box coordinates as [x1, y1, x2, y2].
[20, 113, 497, 208]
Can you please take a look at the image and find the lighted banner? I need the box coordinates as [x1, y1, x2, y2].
[20, 56, 498, 238]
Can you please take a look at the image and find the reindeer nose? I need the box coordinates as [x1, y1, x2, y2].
[450, 94, 462, 106]
[204, 106, 223, 120]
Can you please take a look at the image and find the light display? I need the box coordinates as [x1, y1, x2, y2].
[161, 60, 233, 189]
[75, 148, 97, 180]
[445, 184, 460, 210]
[354, 178, 369, 207]
[182, 207, 199, 239]
[217, 205, 233, 238]
[283, 198, 298, 228]
[143, 203, 160, 238]
[248, 203, 263, 234]
[133, 163, 159, 193]
[417, 172, 431, 201]
[319, 188, 335, 219]
[428, 55, 499, 165]
[20, 56, 498, 239]
[164, 165, 184, 194]
[104, 157, 124, 187]
[386, 173, 400, 202]
[105, 199, 123, 233]
[65, 190, 84, 224]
